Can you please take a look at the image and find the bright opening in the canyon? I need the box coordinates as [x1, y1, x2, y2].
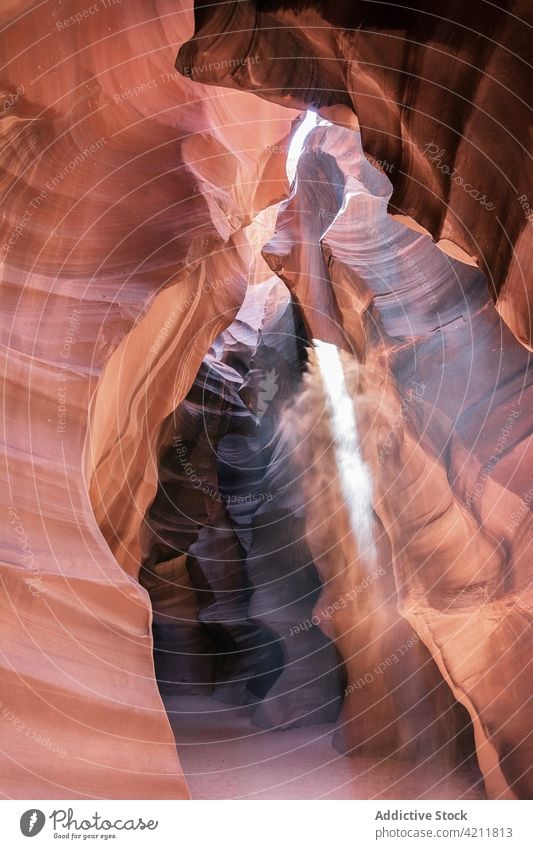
[286, 109, 317, 183]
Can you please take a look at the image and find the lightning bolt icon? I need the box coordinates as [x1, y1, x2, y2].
[28, 811, 38, 833]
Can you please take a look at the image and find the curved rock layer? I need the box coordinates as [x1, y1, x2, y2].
[176, 0, 533, 348]
[0, 0, 296, 798]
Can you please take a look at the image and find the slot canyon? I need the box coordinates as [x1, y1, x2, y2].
[0, 0, 531, 802]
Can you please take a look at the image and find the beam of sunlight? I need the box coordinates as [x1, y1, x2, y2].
[286, 110, 318, 183]
[313, 339, 376, 564]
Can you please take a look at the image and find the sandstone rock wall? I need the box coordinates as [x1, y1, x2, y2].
[0, 0, 295, 798]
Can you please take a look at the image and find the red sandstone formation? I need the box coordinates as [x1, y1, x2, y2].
[0, 0, 295, 798]
[0, 0, 531, 801]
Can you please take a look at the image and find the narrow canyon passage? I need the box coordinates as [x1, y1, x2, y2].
[126, 105, 531, 799]
[139, 265, 486, 799]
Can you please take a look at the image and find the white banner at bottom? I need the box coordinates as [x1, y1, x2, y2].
[1, 800, 530, 848]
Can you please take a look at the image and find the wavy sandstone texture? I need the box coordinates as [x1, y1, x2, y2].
[0, 0, 296, 798]
[0, 0, 531, 801]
